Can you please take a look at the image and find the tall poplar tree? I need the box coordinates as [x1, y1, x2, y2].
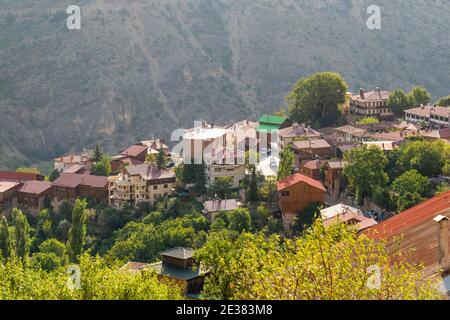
[12, 208, 30, 261]
[66, 199, 88, 263]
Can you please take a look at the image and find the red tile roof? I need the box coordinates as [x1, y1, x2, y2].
[277, 173, 326, 192]
[302, 160, 323, 170]
[52, 173, 108, 189]
[292, 139, 331, 150]
[125, 164, 175, 180]
[0, 171, 44, 182]
[119, 144, 148, 158]
[18, 181, 52, 195]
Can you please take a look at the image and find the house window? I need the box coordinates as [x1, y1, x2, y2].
[153, 185, 158, 190]
[281, 191, 290, 197]
[164, 184, 168, 189]
[214, 168, 221, 172]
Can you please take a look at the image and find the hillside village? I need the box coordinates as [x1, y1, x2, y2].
[1, 72, 450, 299]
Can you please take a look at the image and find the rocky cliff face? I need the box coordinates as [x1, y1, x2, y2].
[1, 0, 450, 169]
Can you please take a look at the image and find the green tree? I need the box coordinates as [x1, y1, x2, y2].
[277, 148, 295, 180]
[12, 208, 30, 261]
[145, 152, 157, 165]
[91, 155, 111, 176]
[196, 221, 440, 300]
[399, 140, 447, 177]
[357, 117, 379, 125]
[258, 177, 277, 206]
[92, 143, 102, 162]
[156, 147, 168, 168]
[208, 177, 234, 199]
[287, 72, 347, 127]
[248, 165, 258, 203]
[66, 199, 88, 263]
[408, 86, 431, 107]
[0, 254, 183, 299]
[387, 88, 410, 116]
[435, 181, 450, 196]
[0, 216, 12, 261]
[391, 170, 431, 212]
[33, 209, 54, 248]
[343, 145, 388, 204]
[48, 169, 60, 182]
[437, 95, 450, 107]
[335, 147, 344, 160]
[32, 239, 69, 272]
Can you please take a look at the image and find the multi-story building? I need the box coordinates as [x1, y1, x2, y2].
[54, 149, 93, 173]
[52, 173, 108, 206]
[278, 123, 321, 148]
[404, 105, 450, 128]
[109, 164, 176, 208]
[204, 146, 246, 188]
[350, 88, 392, 117]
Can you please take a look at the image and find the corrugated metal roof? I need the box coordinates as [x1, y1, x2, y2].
[366, 191, 450, 272]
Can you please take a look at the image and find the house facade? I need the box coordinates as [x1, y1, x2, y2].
[54, 150, 93, 173]
[17, 181, 53, 216]
[52, 173, 108, 206]
[278, 123, 321, 148]
[350, 88, 392, 117]
[405, 105, 450, 128]
[109, 164, 176, 208]
[277, 173, 327, 230]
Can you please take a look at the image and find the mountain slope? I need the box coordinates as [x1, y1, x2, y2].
[1, 0, 450, 168]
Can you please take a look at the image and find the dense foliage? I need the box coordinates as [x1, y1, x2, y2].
[196, 221, 441, 300]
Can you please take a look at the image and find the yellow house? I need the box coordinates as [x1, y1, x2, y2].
[109, 164, 176, 208]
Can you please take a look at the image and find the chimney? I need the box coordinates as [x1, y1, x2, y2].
[433, 215, 450, 273]
[359, 88, 365, 99]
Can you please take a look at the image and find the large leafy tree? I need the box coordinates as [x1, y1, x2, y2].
[196, 221, 440, 300]
[0, 254, 183, 300]
[277, 148, 295, 181]
[388, 88, 410, 116]
[91, 155, 111, 176]
[287, 72, 347, 127]
[437, 95, 450, 107]
[66, 199, 88, 263]
[207, 177, 234, 199]
[343, 145, 388, 204]
[12, 208, 30, 261]
[408, 86, 431, 106]
[390, 170, 431, 212]
[399, 140, 447, 177]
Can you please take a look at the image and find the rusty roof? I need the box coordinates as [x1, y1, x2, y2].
[366, 191, 450, 273]
[292, 139, 331, 150]
[277, 173, 326, 192]
[119, 144, 148, 158]
[18, 181, 52, 195]
[0, 171, 44, 182]
[124, 164, 175, 181]
[52, 173, 108, 189]
[0, 181, 20, 193]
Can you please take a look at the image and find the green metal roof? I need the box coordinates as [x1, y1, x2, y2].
[147, 262, 202, 281]
[258, 115, 287, 125]
[256, 123, 281, 133]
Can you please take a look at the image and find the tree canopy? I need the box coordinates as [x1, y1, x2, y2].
[287, 72, 347, 127]
[343, 145, 388, 204]
[195, 221, 440, 300]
